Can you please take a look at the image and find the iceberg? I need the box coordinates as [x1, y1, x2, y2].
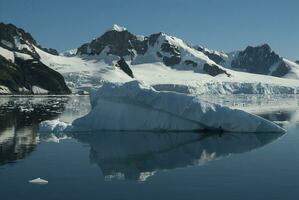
[39, 119, 70, 133]
[71, 80, 285, 133]
[28, 178, 48, 185]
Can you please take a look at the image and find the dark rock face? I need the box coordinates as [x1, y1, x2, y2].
[0, 23, 37, 48]
[296, 60, 299, 65]
[271, 62, 290, 77]
[231, 44, 289, 77]
[184, 60, 197, 67]
[116, 58, 134, 78]
[40, 47, 59, 55]
[156, 51, 163, 58]
[0, 55, 71, 94]
[204, 52, 225, 64]
[161, 42, 180, 56]
[163, 56, 181, 66]
[77, 30, 185, 67]
[75, 28, 231, 77]
[194, 46, 225, 64]
[148, 32, 162, 46]
[203, 63, 230, 77]
[0, 23, 58, 56]
[77, 30, 148, 58]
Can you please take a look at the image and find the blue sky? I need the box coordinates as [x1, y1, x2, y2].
[0, 0, 298, 60]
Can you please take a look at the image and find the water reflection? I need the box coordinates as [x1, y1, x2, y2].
[0, 95, 293, 179]
[74, 131, 284, 181]
[0, 96, 69, 165]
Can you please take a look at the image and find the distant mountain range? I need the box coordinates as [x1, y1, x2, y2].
[1, 23, 299, 94]
[73, 24, 299, 79]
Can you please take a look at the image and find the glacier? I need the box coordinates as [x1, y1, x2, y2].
[51, 80, 285, 133]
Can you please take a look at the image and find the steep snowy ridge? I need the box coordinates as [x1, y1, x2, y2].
[0, 23, 71, 94]
[195, 43, 299, 80]
[0, 23, 58, 58]
[282, 58, 299, 79]
[76, 26, 230, 77]
[194, 45, 228, 64]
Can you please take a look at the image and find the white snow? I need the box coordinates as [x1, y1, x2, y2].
[0, 46, 14, 62]
[35, 45, 132, 92]
[131, 62, 299, 95]
[15, 51, 33, 60]
[71, 80, 285, 132]
[132, 32, 222, 74]
[32, 86, 48, 94]
[282, 58, 299, 79]
[61, 48, 78, 57]
[110, 24, 127, 32]
[13, 36, 34, 53]
[18, 87, 30, 93]
[0, 85, 11, 94]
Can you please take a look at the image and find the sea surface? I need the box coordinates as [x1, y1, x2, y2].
[0, 95, 298, 200]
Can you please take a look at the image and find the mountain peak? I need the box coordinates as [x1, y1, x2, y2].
[0, 22, 58, 56]
[110, 24, 127, 32]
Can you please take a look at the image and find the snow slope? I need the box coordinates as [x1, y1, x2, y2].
[70, 80, 284, 132]
[282, 58, 299, 79]
[35, 46, 132, 92]
[0, 46, 14, 62]
[131, 62, 299, 95]
[32, 44, 299, 95]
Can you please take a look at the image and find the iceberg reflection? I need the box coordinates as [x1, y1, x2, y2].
[0, 96, 69, 165]
[74, 131, 284, 181]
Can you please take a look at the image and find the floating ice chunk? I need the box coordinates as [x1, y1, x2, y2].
[29, 178, 48, 185]
[39, 119, 70, 133]
[72, 80, 285, 133]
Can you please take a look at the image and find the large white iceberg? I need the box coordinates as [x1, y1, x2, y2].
[70, 80, 284, 133]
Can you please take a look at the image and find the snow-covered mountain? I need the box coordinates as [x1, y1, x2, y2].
[2, 23, 299, 95]
[58, 24, 299, 95]
[195, 44, 299, 79]
[76, 24, 230, 77]
[0, 23, 58, 58]
[0, 23, 71, 94]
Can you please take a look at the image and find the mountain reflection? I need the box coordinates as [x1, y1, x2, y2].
[75, 131, 284, 181]
[0, 97, 68, 165]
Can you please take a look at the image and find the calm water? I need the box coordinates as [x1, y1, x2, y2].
[0, 95, 298, 200]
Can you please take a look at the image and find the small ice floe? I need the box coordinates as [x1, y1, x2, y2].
[39, 119, 70, 133]
[29, 178, 48, 185]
